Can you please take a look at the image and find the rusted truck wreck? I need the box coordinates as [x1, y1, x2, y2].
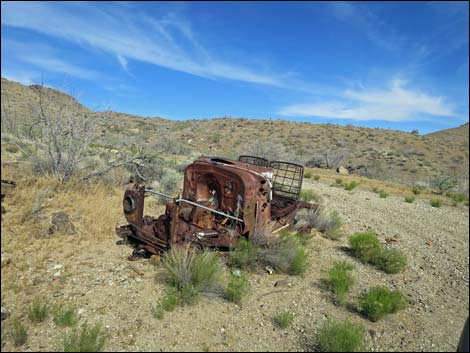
[116, 156, 316, 259]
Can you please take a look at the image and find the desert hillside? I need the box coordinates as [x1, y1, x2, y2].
[1, 77, 469, 352]
[1, 77, 469, 192]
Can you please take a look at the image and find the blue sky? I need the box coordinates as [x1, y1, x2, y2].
[1, 1, 468, 133]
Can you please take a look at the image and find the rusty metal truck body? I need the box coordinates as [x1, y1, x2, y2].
[116, 156, 314, 257]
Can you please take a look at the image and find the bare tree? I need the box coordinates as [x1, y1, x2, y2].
[1, 83, 103, 182]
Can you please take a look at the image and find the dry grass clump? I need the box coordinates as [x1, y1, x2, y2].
[294, 208, 342, 239]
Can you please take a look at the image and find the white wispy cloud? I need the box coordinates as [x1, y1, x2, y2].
[329, 2, 405, 52]
[1, 1, 283, 86]
[279, 79, 456, 122]
[2, 38, 105, 81]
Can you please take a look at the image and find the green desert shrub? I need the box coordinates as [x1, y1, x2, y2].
[304, 171, 313, 179]
[163, 246, 224, 304]
[335, 178, 343, 185]
[300, 189, 321, 203]
[377, 248, 407, 274]
[62, 322, 106, 352]
[358, 286, 407, 322]
[313, 175, 320, 181]
[11, 319, 28, 347]
[229, 238, 258, 269]
[53, 305, 77, 327]
[317, 319, 365, 352]
[349, 231, 382, 264]
[27, 297, 49, 323]
[344, 181, 358, 191]
[379, 190, 389, 198]
[273, 310, 294, 329]
[327, 261, 354, 305]
[430, 199, 442, 208]
[404, 195, 415, 203]
[226, 272, 250, 304]
[349, 231, 407, 273]
[412, 187, 421, 195]
[263, 234, 308, 275]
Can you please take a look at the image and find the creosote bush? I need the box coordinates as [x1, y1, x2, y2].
[62, 322, 106, 352]
[317, 319, 365, 352]
[327, 261, 354, 305]
[358, 286, 407, 322]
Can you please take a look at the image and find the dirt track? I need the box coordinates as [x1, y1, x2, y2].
[1, 180, 469, 352]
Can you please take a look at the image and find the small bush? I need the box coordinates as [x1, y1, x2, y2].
[377, 248, 407, 274]
[452, 193, 467, 203]
[349, 231, 382, 264]
[432, 175, 457, 194]
[335, 178, 343, 185]
[160, 288, 179, 312]
[226, 272, 250, 304]
[11, 319, 28, 346]
[273, 310, 294, 329]
[358, 286, 407, 322]
[28, 297, 49, 323]
[53, 305, 77, 327]
[379, 190, 389, 198]
[412, 187, 421, 195]
[313, 175, 320, 181]
[62, 322, 106, 352]
[229, 238, 259, 269]
[344, 181, 358, 191]
[430, 199, 442, 208]
[372, 187, 379, 193]
[300, 189, 321, 203]
[294, 208, 342, 239]
[317, 319, 365, 352]
[327, 261, 354, 305]
[263, 235, 308, 275]
[151, 304, 165, 320]
[304, 171, 313, 179]
[404, 195, 415, 203]
[163, 246, 224, 304]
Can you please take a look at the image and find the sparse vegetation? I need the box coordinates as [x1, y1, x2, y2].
[273, 310, 294, 329]
[229, 238, 259, 269]
[412, 187, 421, 195]
[226, 272, 250, 304]
[27, 297, 49, 323]
[335, 178, 343, 185]
[313, 175, 320, 181]
[62, 322, 106, 352]
[53, 305, 77, 327]
[358, 286, 407, 322]
[430, 199, 442, 208]
[327, 261, 354, 305]
[404, 195, 415, 203]
[349, 231, 407, 273]
[317, 319, 365, 352]
[344, 181, 358, 191]
[349, 231, 382, 264]
[263, 234, 308, 275]
[163, 246, 224, 304]
[377, 248, 407, 274]
[379, 190, 389, 198]
[304, 171, 312, 179]
[432, 175, 457, 194]
[11, 319, 28, 347]
[300, 189, 321, 202]
[294, 208, 342, 239]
